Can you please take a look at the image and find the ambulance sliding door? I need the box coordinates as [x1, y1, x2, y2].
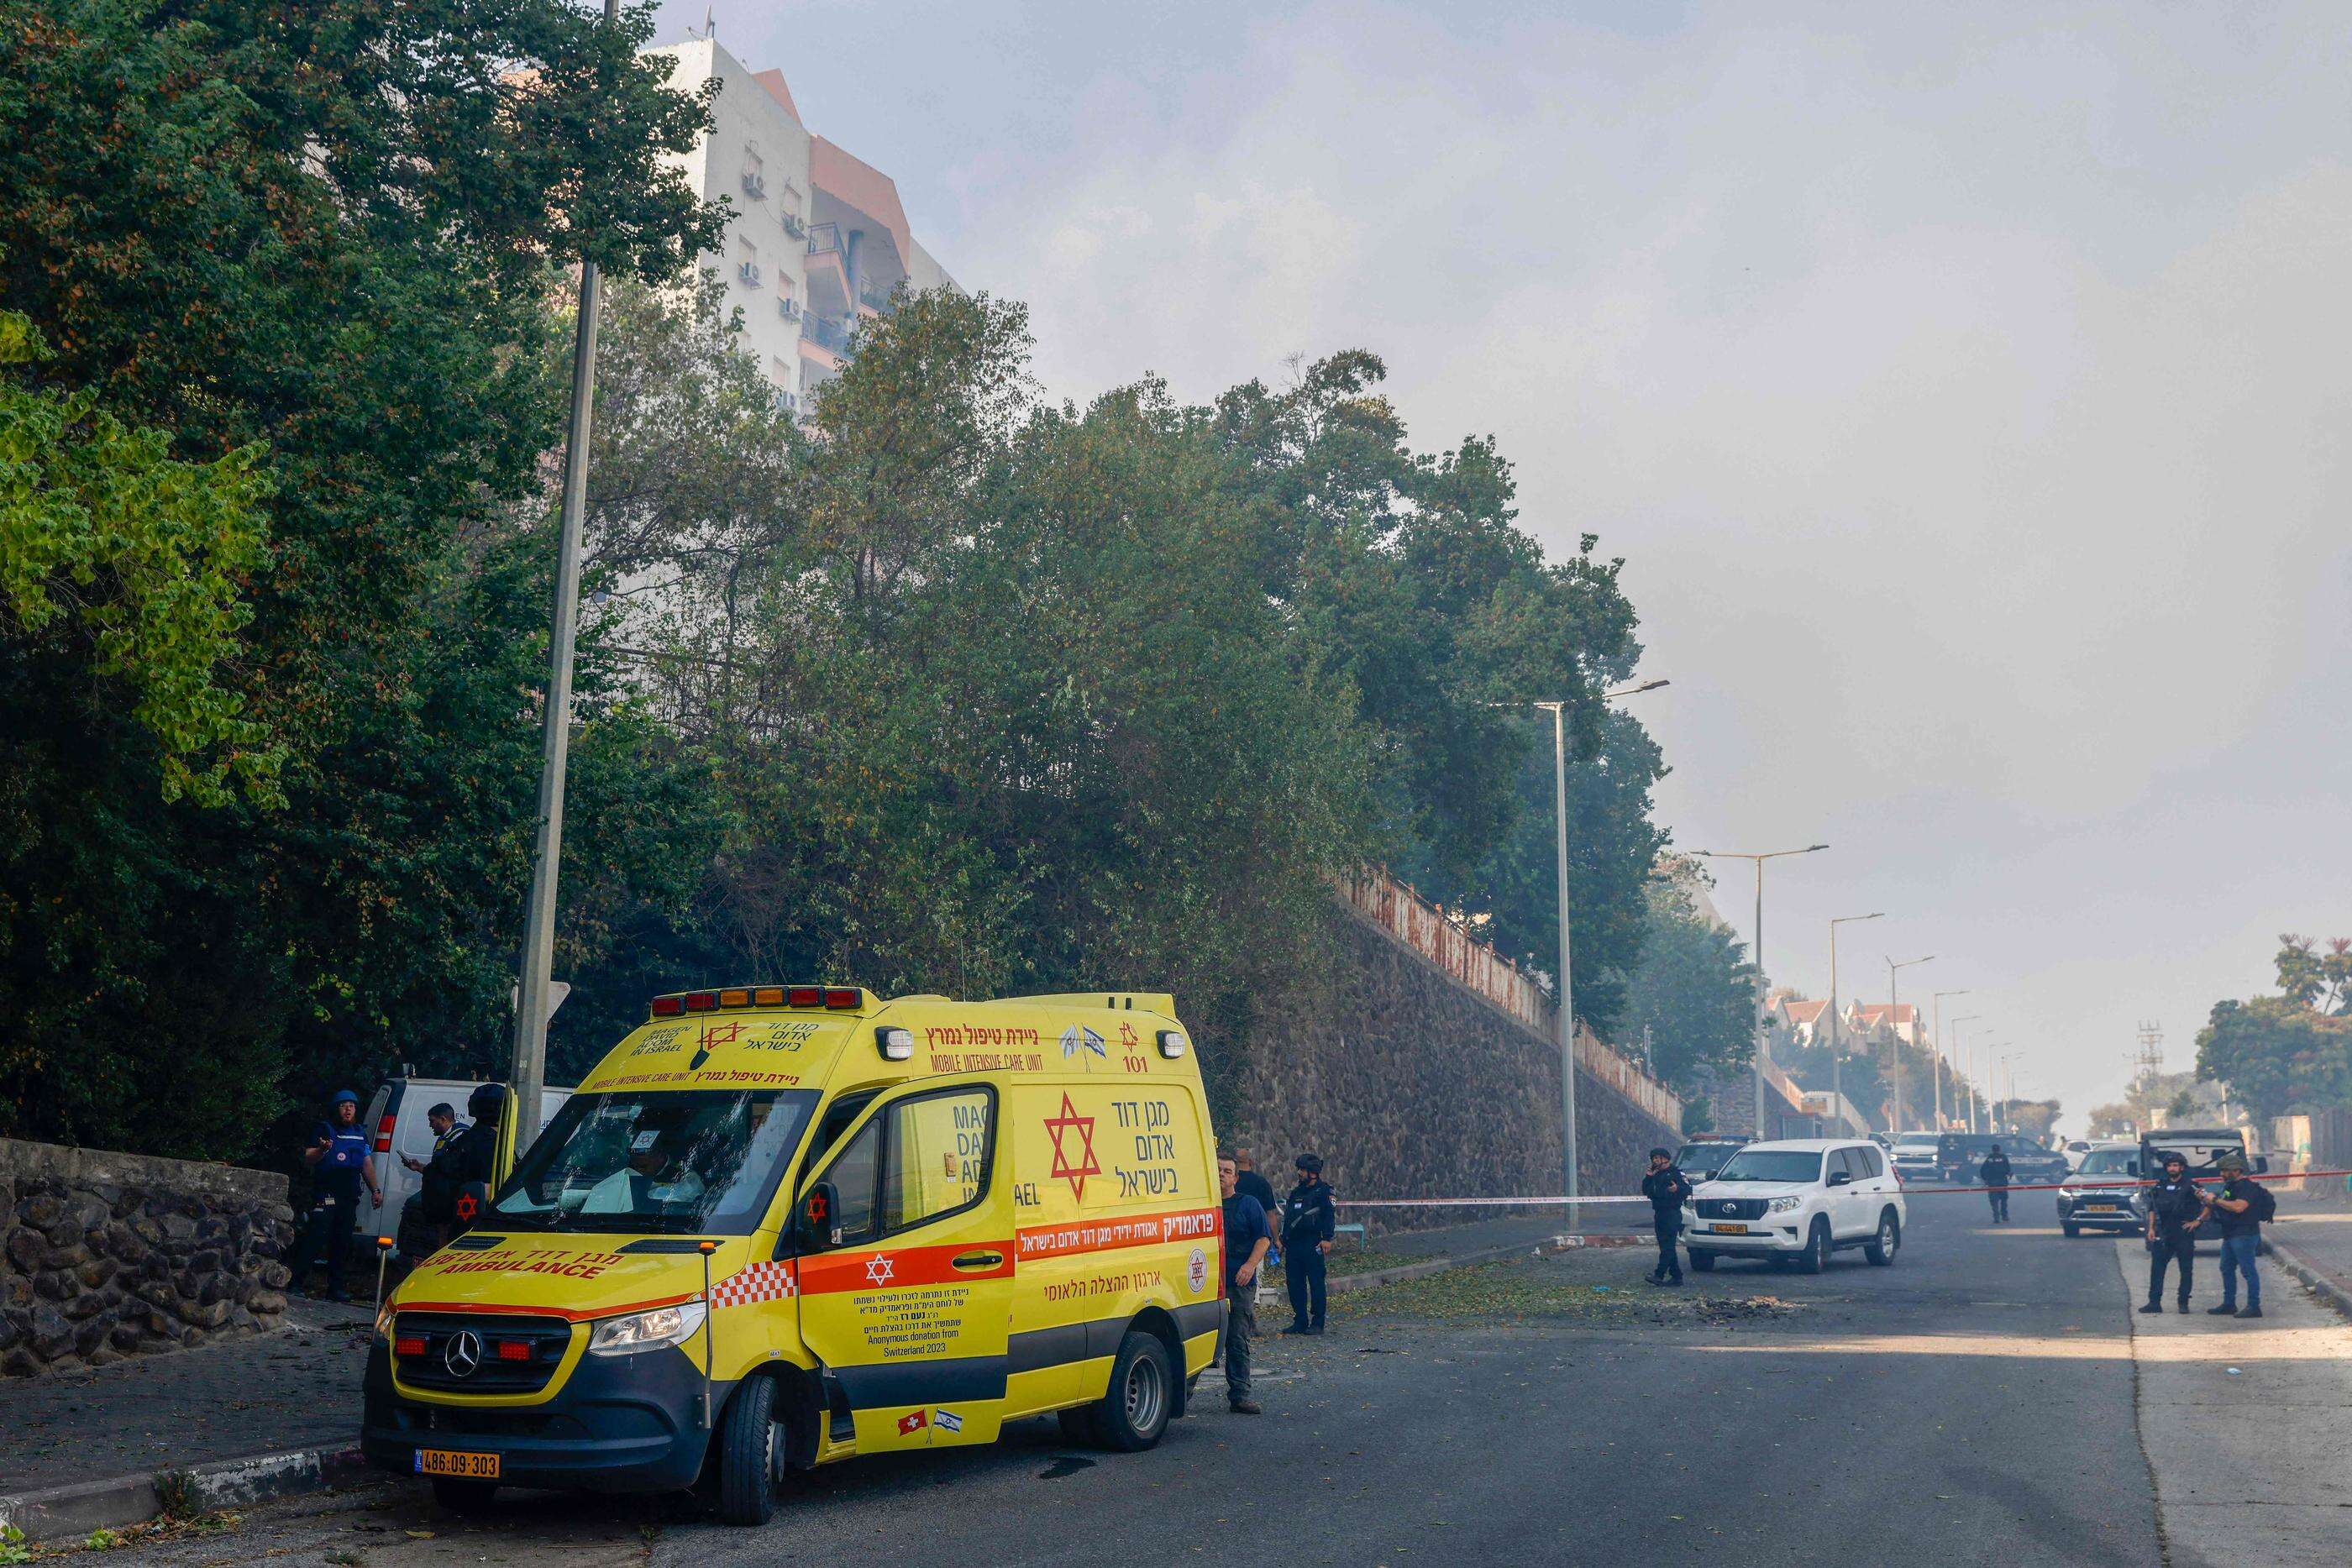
[795, 1079, 1011, 1451]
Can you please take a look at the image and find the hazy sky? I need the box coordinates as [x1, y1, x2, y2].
[660, 1, 2350, 1130]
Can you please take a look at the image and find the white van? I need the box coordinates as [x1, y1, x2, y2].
[352, 1075, 573, 1243]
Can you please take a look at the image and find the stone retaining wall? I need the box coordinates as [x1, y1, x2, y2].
[1214, 906, 1683, 1233]
[0, 1140, 296, 1377]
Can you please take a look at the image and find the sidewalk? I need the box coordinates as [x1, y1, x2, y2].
[2117, 1230, 2352, 1568]
[0, 1296, 375, 1523]
[2258, 1184, 2352, 1318]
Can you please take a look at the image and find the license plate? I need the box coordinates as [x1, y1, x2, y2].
[1713, 1223, 1750, 1235]
[2083, 1204, 2117, 1213]
[414, 1449, 500, 1480]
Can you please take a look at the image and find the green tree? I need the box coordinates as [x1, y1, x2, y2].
[0, 0, 720, 1156]
[2197, 934, 2352, 1120]
[1616, 868, 1757, 1094]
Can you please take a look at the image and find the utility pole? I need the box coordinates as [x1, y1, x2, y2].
[1693, 845, 1830, 1140]
[1884, 955, 1933, 1131]
[1949, 1014, 1982, 1134]
[1930, 989, 1969, 1130]
[1516, 679, 1665, 1208]
[510, 0, 620, 1143]
[1830, 914, 1882, 1130]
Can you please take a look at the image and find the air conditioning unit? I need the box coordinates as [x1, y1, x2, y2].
[777, 296, 801, 320]
[780, 213, 806, 240]
[737, 262, 761, 287]
[740, 170, 766, 200]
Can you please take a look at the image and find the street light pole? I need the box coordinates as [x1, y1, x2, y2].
[1693, 845, 1830, 1139]
[1829, 914, 1883, 1132]
[1948, 1014, 1982, 1133]
[1929, 989, 1970, 1130]
[1516, 679, 1666, 1208]
[510, 0, 619, 1143]
[1884, 955, 1934, 1132]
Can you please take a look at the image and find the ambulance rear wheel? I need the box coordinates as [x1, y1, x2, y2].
[716, 1372, 782, 1527]
[1095, 1331, 1174, 1452]
[430, 1478, 498, 1515]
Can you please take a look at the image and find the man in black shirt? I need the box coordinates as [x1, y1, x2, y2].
[1641, 1148, 1692, 1286]
[1218, 1152, 1271, 1415]
[1979, 1145, 2013, 1224]
[2141, 1151, 2205, 1314]
[1280, 1154, 1336, 1335]
[1231, 1150, 1278, 1212]
[2205, 1152, 2265, 1319]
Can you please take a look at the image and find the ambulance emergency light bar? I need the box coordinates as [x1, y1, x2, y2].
[648, 985, 869, 1020]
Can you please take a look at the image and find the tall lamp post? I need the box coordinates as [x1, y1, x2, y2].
[1929, 989, 1970, 1130]
[510, 0, 622, 1141]
[1949, 1015, 1983, 1131]
[1509, 679, 1667, 1207]
[1828, 914, 1883, 1132]
[1693, 845, 1830, 1139]
[1883, 954, 1934, 1132]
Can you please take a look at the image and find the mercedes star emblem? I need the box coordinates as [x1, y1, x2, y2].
[443, 1328, 483, 1379]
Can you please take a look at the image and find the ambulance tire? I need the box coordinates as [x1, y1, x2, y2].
[430, 1478, 498, 1515]
[1094, 1331, 1175, 1452]
[1057, 1406, 1104, 1445]
[717, 1373, 782, 1527]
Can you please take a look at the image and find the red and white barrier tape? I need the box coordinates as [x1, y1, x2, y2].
[1338, 1169, 2352, 1208]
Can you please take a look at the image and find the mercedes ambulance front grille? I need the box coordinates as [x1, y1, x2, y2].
[395, 1313, 572, 1393]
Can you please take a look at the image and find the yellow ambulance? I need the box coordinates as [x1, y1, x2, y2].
[361, 985, 1223, 1523]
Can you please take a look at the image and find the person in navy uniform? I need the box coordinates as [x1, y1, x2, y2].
[287, 1089, 381, 1302]
[1641, 1147, 1692, 1285]
[1217, 1152, 1271, 1415]
[2141, 1150, 2205, 1314]
[1280, 1153, 1336, 1335]
[1978, 1144, 2013, 1223]
[2204, 1151, 2268, 1319]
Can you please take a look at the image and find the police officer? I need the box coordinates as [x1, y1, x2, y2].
[1217, 1152, 1271, 1415]
[2205, 1151, 2266, 1319]
[287, 1090, 381, 1302]
[1280, 1153, 1336, 1336]
[426, 1084, 505, 1235]
[393, 1103, 467, 1272]
[1641, 1147, 1692, 1286]
[1979, 1143, 2013, 1224]
[2142, 1150, 2205, 1314]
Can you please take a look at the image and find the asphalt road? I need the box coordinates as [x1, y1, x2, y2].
[123, 1196, 2166, 1567]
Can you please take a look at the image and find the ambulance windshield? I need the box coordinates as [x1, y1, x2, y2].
[490, 1089, 819, 1234]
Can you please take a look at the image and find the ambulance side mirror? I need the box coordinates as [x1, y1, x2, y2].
[795, 1182, 843, 1251]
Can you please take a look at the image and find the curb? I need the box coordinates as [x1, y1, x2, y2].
[2264, 1235, 2352, 1323]
[0, 1443, 371, 1545]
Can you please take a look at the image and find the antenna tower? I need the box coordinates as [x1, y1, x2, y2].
[2133, 1020, 2165, 1082]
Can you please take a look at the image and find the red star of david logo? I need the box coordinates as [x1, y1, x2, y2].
[690, 1020, 746, 1069]
[1044, 1093, 1101, 1201]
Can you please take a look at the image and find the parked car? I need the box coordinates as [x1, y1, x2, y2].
[2056, 1145, 2145, 1236]
[1683, 1140, 1906, 1274]
[2062, 1138, 2094, 1170]
[2139, 1126, 2267, 1181]
[2004, 1144, 2069, 1187]
[1672, 1137, 1748, 1183]
[1890, 1130, 1942, 1183]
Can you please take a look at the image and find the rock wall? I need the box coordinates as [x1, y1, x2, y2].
[0, 1140, 296, 1377]
[1214, 907, 1682, 1232]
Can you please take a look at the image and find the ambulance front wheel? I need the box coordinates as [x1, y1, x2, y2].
[1095, 1331, 1174, 1452]
[716, 1373, 784, 1527]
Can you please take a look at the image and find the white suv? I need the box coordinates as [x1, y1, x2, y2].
[1683, 1139, 1907, 1274]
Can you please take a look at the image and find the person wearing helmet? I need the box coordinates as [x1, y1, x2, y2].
[1280, 1153, 1336, 1335]
[2205, 1151, 2266, 1319]
[2141, 1150, 2205, 1314]
[1978, 1143, 2014, 1223]
[287, 1089, 381, 1302]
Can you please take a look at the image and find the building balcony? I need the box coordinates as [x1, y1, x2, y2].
[801, 313, 854, 356]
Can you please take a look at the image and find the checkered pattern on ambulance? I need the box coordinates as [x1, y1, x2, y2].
[708, 1259, 797, 1309]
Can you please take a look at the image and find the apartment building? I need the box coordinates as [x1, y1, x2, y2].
[641, 38, 957, 409]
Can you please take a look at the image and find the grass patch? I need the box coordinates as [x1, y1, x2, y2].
[1339, 1256, 1799, 1327]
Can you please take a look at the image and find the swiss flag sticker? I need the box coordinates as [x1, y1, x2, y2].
[896, 1409, 929, 1436]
